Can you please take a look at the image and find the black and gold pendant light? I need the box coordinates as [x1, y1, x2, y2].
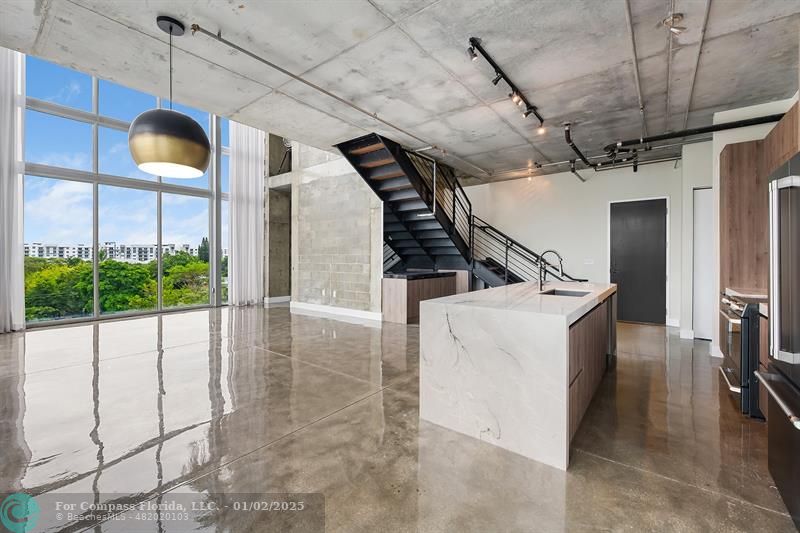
[129, 16, 210, 179]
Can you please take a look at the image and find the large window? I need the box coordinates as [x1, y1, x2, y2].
[23, 56, 230, 324]
[23, 176, 94, 323]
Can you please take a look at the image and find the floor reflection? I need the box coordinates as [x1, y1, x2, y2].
[0, 309, 794, 532]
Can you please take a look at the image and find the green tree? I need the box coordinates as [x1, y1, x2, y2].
[24, 257, 93, 320]
[198, 237, 209, 263]
[98, 260, 156, 312]
[161, 251, 196, 277]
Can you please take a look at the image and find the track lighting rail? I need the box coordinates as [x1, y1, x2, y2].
[468, 37, 544, 126]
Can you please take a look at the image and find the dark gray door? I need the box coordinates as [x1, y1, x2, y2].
[610, 199, 667, 324]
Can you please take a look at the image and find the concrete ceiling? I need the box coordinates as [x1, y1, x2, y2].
[1, 0, 798, 184]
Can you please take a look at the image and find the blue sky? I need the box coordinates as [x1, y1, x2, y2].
[23, 56, 229, 248]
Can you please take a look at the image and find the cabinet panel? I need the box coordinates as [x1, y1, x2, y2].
[763, 103, 798, 176]
[719, 141, 768, 292]
[568, 299, 610, 441]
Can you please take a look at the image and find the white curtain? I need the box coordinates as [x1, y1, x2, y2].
[229, 121, 265, 306]
[0, 48, 25, 332]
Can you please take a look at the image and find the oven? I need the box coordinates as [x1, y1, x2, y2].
[719, 295, 743, 395]
[719, 292, 766, 419]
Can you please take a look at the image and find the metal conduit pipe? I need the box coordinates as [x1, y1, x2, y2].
[564, 123, 596, 168]
[594, 155, 680, 172]
[623, 0, 648, 142]
[487, 136, 711, 180]
[190, 23, 491, 177]
[603, 113, 784, 153]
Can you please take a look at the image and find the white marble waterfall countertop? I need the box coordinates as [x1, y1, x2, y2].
[423, 281, 616, 325]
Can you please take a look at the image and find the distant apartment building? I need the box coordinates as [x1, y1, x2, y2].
[24, 242, 227, 263]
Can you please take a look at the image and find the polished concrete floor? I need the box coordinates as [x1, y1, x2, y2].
[0, 306, 795, 532]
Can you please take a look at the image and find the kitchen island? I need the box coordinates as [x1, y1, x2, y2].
[419, 281, 617, 470]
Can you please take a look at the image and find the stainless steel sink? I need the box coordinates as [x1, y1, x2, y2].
[539, 289, 590, 297]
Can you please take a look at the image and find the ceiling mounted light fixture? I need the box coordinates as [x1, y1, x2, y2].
[470, 36, 545, 128]
[662, 13, 686, 35]
[128, 16, 210, 179]
[537, 123, 546, 135]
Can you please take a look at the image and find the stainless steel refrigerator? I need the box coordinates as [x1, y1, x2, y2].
[757, 174, 800, 529]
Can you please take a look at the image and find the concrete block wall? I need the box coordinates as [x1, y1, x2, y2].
[288, 143, 382, 313]
[267, 189, 291, 297]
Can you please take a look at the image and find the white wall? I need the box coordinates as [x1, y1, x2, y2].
[467, 161, 684, 326]
[710, 94, 798, 356]
[680, 141, 713, 339]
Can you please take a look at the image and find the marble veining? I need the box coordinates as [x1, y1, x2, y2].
[420, 282, 616, 470]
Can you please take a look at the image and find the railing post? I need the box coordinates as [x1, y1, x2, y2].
[469, 211, 474, 264]
[504, 238, 509, 284]
[452, 186, 456, 231]
[432, 159, 437, 215]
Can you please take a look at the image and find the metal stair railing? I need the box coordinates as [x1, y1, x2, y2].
[404, 150, 473, 259]
[472, 215, 587, 283]
[383, 242, 401, 272]
[338, 133, 584, 284]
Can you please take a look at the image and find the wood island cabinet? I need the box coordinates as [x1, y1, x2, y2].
[568, 298, 612, 442]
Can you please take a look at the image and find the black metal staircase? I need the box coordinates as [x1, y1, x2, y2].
[336, 133, 586, 288]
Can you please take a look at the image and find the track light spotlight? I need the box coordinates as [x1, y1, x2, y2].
[492, 72, 503, 85]
[537, 123, 546, 135]
[468, 46, 478, 61]
[522, 108, 533, 118]
[510, 92, 521, 104]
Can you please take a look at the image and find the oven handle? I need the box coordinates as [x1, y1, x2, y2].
[718, 309, 741, 325]
[754, 371, 800, 430]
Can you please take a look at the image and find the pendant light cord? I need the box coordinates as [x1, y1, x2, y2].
[168, 26, 173, 109]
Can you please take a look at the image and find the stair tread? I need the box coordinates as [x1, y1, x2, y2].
[349, 143, 384, 155]
[360, 157, 395, 168]
[370, 168, 405, 180]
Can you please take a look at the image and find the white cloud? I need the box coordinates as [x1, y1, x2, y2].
[24, 179, 92, 243]
[48, 79, 82, 105]
[37, 151, 91, 170]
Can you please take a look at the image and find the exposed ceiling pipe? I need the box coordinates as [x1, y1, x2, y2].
[682, 0, 712, 131]
[189, 23, 491, 176]
[623, 0, 648, 141]
[489, 137, 711, 180]
[665, 0, 674, 131]
[594, 155, 680, 172]
[564, 123, 596, 168]
[569, 160, 586, 182]
[603, 113, 783, 153]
